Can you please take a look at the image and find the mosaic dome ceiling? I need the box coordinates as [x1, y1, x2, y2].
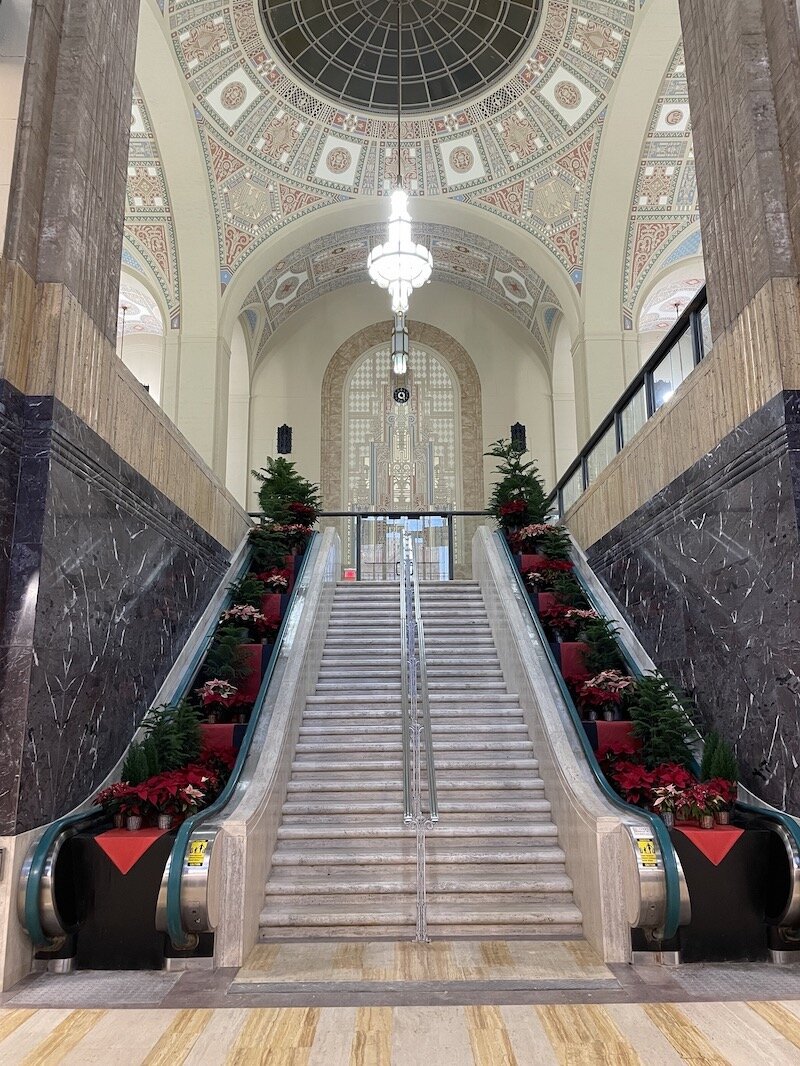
[260, 0, 543, 114]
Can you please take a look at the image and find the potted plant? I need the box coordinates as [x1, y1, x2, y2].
[200, 678, 239, 709]
[115, 784, 152, 832]
[578, 669, 636, 721]
[705, 777, 738, 825]
[540, 603, 600, 642]
[219, 604, 272, 640]
[652, 783, 684, 828]
[485, 438, 549, 535]
[251, 456, 320, 527]
[257, 568, 291, 593]
[93, 781, 131, 828]
[523, 557, 574, 591]
[701, 731, 739, 823]
[627, 674, 696, 771]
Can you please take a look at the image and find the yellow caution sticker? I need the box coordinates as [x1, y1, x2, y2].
[636, 838, 658, 868]
[186, 839, 209, 868]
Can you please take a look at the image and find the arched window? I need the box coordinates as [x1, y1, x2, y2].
[344, 343, 461, 512]
[116, 273, 165, 403]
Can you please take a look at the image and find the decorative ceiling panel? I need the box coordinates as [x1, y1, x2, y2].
[124, 83, 182, 327]
[162, 0, 638, 288]
[622, 44, 700, 326]
[243, 221, 562, 364]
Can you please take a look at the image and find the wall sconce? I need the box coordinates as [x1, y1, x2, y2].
[277, 425, 292, 454]
[510, 422, 527, 452]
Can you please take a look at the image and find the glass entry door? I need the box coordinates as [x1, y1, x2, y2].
[359, 514, 450, 582]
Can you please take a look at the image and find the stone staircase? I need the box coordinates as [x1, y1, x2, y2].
[259, 580, 582, 939]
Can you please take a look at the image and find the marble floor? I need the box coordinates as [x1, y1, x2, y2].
[3, 940, 800, 1064]
[4, 1000, 800, 1064]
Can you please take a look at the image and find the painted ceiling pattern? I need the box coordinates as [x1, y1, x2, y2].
[638, 271, 705, 332]
[124, 84, 182, 328]
[117, 277, 166, 337]
[622, 44, 699, 326]
[163, 0, 639, 287]
[244, 223, 562, 364]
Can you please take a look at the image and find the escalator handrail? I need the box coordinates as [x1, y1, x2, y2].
[165, 532, 320, 950]
[571, 547, 800, 928]
[20, 547, 254, 951]
[496, 532, 683, 940]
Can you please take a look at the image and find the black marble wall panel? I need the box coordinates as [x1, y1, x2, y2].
[586, 391, 800, 812]
[0, 380, 231, 834]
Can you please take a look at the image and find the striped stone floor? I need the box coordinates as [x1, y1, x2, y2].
[3, 1000, 800, 1064]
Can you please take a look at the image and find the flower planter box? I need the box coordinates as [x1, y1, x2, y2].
[200, 722, 247, 754]
[582, 720, 637, 753]
[260, 593, 284, 627]
[533, 591, 558, 616]
[516, 552, 549, 573]
[555, 641, 591, 684]
[238, 644, 264, 704]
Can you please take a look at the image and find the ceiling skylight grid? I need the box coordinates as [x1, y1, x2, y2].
[260, 0, 543, 114]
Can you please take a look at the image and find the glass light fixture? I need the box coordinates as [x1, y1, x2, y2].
[368, 1, 433, 316]
[391, 311, 409, 375]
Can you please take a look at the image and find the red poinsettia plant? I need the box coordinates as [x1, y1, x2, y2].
[579, 669, 636, 709]
[523, 557, 574, 590]
[93, 781, 137, 817]
[141, 764, 220, 819]
[256, 568, 290, 593]
[199, 678, 239, 707]
[509, 523, 552, 552]
[599, 740, 696, 808]
[270, 523, 313, 551]
[287, 501, 317, 527]
[219, 604, 272, 639]
[540, 603, 599, 639]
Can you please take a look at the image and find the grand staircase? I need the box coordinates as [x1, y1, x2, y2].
[260, 580, 582, 939]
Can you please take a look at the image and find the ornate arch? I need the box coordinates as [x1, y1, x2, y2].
[321, 321, 484, 512]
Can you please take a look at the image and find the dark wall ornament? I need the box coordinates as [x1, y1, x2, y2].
[511, 422, 527, 452]
[393, 386, 411, 405]
[277, 425, 293, 454]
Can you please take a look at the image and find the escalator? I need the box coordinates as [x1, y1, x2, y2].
[480, 525, 800, 963]
[18, 518, 799, 973]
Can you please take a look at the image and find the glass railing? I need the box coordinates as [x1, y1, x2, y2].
[550, 286, 709, 517]
[260, 510, 492, 580]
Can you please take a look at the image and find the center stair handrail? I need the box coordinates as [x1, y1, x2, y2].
[400, 536, 413, 823]
[409, 536, 438, 823]
[495, 531, 685, 941]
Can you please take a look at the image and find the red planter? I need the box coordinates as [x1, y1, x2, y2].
[238, 644, 264, 703]
[519, 552, 549, 572]
[260, 593, 283, 627]
[558, 641, 591, 684]
[534, 591, 558, 614]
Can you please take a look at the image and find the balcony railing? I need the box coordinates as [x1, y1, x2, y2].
[550, 285, 710, 518]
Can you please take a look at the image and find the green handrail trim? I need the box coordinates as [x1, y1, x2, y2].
[571, 555, 800, 912]
[165, 532, 320, 950]
[495, 532, 682, 941]
[22, 547, 254, 951]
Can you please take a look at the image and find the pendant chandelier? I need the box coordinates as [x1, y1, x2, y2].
[367, 0, 433, 376]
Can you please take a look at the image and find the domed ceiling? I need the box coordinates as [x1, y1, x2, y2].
[260, 1, 543, 113]
[126, 1, 699, 336]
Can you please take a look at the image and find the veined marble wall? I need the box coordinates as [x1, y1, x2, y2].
[0, 380, 232, 834]
[585, 391, 800, 812]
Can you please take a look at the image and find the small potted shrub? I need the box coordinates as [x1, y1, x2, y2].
[701, 731, 739, 823]
[257, 568, 290, 593]
[652, 783, 684, 828]
[93, 781, 131, 828]
[219, 604, 271, 641]
[485, 438, 549, 535]
[539, 603, 600, 642]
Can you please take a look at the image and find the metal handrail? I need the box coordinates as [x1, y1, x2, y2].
[164, 533, 320, 950]
[549, 285, 708, 516]
[399, 538, 413, 823]
[19, 545, 254, 952]
[496, 531, 685, 941]
[410, 536, 438, 823]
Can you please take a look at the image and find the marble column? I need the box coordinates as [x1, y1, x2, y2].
[0, 0, 232, 833]
[585, 1, 800, 810]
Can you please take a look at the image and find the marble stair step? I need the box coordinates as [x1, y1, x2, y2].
[313, 680, 507, 692]
[259, 900, 580, 929]
[286, 780, 545, 797]
[291, 757, 539, 774]
[305, 692, 520, 705]
[279, 808, 553, 825]
[294, 740, 533, 755]
[271, 844, 567, 866]
[276, 823, 558, 842]
[264, 870, 572, 897]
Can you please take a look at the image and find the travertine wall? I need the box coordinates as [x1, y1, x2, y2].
[566, 0, 800, 810]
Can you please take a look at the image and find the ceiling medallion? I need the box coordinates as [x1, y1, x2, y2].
[259, 0, 543, 115]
